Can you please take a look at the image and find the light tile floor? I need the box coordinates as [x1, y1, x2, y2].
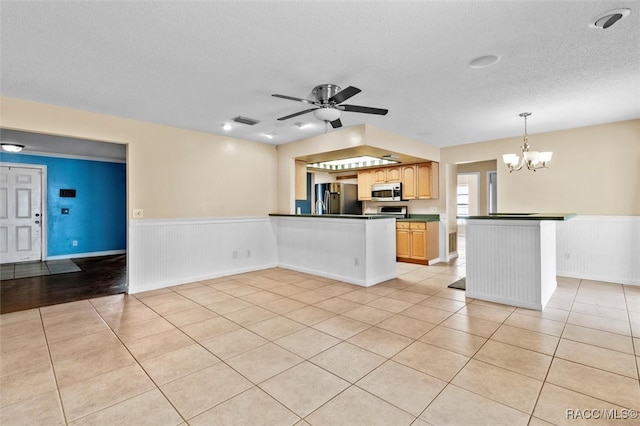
[1, 261, 639, 425]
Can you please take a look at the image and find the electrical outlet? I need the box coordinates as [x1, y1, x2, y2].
[247, 250, 251, 258]
[72, 240, 78, 247]
[564, 252, 570, 260]
[430, 207, 438, 212]
[133, 209, 144, 218]
[354, 257, 359, 267]
[232, 251, 238, 259]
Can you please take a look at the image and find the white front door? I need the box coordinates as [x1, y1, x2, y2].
[0, 165, 43, 263]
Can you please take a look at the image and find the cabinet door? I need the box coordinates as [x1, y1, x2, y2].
[410, 229, 427, 260]
[416, 163, 432, 199]
[386, 166, 401, 182]
[401, 165, 416, 199]
[396, 229, 411, 258]
[357, 170, 373, 200]
[372, 168, 387, 184]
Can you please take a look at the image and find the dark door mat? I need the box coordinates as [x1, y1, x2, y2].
[448, 277, 466, 290]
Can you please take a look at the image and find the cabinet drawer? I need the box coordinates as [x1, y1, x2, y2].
[410, 222, 426, 230]
[396, 222, 410, 229]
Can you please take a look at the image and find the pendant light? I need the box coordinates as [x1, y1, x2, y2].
[502, 112, 553, 172]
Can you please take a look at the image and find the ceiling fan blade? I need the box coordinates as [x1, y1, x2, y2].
[340, 104, 388, 115]
[329, 86, 361, 104]
[272, 94, 316, 105]
[277, 108, 318, 121]
[330, 118, 342, 128]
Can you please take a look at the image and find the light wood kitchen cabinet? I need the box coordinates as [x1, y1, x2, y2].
[396, 222, 411, 258]
[400, 165, 416, 199]
[295, 160, 307, 200]
[372, 166, 401, 184]
[396, 221, 439, 265]
[386, 166, 401, 182]
[357, 169, 373, 200]
[416, 163, 432, 199]
[372, 168, 387, 184]
[357, 161, 439, 201]
[401, 162, 439, 200]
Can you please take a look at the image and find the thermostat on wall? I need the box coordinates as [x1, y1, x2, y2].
[60, 189, 76, 197]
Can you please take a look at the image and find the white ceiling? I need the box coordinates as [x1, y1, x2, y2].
[1, 1, 639, 153]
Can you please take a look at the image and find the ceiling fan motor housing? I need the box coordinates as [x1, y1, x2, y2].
[313, 84, 341, 103]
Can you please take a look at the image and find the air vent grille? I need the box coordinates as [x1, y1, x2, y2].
[232, 116, 260, 126]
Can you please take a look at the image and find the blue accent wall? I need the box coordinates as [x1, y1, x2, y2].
[295, 173, 312, 214]
[0, 153, 126, 257]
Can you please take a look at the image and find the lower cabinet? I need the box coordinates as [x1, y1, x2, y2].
[396, 221, 439, 265]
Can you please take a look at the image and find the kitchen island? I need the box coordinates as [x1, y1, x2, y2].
[269, 214, 396, 287]
[462, 213, 575, 310]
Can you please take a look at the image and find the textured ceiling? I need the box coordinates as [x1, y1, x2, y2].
[1, 1, 639, 151]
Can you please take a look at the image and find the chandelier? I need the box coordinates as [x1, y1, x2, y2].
[502, 112, 553, 172]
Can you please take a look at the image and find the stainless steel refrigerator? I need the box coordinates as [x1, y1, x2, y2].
[314, 182, 362, 215]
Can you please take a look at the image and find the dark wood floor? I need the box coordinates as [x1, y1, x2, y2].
[1, 254, 127, 314]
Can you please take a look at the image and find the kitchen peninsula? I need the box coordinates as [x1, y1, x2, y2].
[269, 214, 396, 287]
[462, 213, 575, 310]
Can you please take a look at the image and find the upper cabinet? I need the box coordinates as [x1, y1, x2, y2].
[400, 165, 416, 199]
[357, 161, 439, 201]
[371, 166, 401, 184]
[402, 162, 439, 200]
[357, 169, 373, 200]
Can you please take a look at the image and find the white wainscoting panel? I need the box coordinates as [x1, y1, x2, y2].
[273, 216, 396, 286]
[465, 219, 557, 310]
[556, 215, 640, 286]
[129, 217, 277, 293]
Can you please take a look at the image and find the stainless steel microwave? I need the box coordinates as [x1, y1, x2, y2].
[371, 183, 402, 201]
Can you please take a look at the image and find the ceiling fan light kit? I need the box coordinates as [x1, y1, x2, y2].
[314, 107, 341, 122]
[502, 112, 553, 173]
[272, 84, 388, 129]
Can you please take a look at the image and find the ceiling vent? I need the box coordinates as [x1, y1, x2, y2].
[592, 8, 631, 29]
[232, 116, 260, 126]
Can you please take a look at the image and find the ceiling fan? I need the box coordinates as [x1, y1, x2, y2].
[272, 84, 388, 129]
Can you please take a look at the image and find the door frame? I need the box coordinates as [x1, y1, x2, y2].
[456, 172, 480, 217]
[1, 162, 48, 262]
[486, 170, 497, 214]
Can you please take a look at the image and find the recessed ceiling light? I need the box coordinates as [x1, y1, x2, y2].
[591, 8, 631, 29]
[468, 55, 500, 69]
[222, 123, 232, 131]
[264, 132, 276, 139]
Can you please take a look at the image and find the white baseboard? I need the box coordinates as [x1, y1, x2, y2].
[128, 262, 278, 294]
[46, 249, 126, 261]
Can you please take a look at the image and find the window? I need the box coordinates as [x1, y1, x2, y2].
[457, 184, 469, 216]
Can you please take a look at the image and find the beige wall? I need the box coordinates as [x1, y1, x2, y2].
[457, 160, 497, 216]
[0, 97, 278, 219]
[442, 119, 640, 216]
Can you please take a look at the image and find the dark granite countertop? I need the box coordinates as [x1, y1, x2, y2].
[459, 213, 576, 221]
[396, 214, 440, 222]
[269, 213, 393, 220]
[270, 213, 441, 221]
